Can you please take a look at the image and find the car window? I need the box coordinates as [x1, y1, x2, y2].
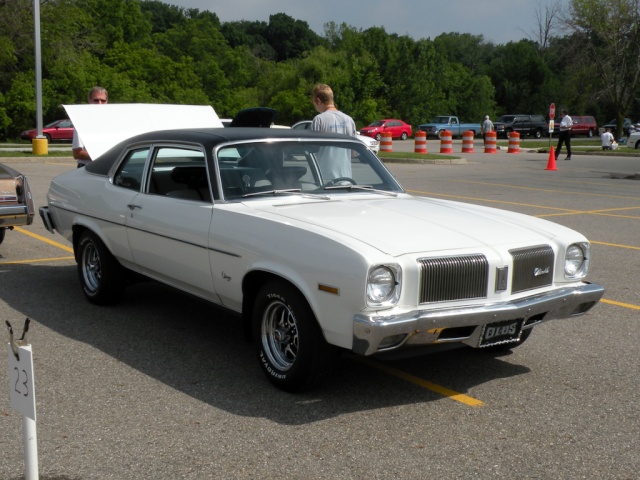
[215, 141, 402, 200]
[145, 147, 210, 202]
[113, 148, 150, 191]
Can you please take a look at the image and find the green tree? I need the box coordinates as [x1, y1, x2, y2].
[566, 0, 640, 137]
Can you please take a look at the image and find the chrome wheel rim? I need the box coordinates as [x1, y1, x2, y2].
[261, 300, 298, 371]
[81, 242, 101, 292]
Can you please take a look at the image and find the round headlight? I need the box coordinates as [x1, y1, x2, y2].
[366, 266, 397, 304]
[565, 244, 587, 278]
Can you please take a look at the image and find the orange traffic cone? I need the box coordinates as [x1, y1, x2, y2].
[545, 146, 557, 171]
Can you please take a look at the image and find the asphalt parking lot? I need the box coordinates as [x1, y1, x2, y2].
[1, 145, 639, 479]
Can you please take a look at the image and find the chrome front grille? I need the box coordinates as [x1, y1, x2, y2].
[418, 254, 488, 303]
[510, 245, 554, 293]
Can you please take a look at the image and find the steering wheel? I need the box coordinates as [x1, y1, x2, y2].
[324, 177, 357, 187]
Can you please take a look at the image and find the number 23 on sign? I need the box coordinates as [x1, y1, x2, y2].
[7, 344, 37, 422]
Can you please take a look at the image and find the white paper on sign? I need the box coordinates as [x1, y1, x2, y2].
[63, 104, 224, 160]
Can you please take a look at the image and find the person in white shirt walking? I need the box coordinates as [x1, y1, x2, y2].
[555, 109, 572, 160]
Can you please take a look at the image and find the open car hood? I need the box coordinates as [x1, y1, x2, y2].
[63, 104, 223, 160]
[229, 107, 277, 128]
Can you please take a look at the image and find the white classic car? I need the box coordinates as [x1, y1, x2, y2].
[40, 106, 604, 392]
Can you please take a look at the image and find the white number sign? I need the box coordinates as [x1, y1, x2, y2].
[8, 344, 36, 422]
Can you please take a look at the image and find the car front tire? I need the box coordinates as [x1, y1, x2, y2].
[253, 281, 337, 392]
[77, 231, 126, 305]
[0, 227, 5, 245]
[375, 133, 382, 141]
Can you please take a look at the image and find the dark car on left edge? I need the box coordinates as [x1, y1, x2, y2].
[0, 163, 35, 245]
[20, 119, 75, 143]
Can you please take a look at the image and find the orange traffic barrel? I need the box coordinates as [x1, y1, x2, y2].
[484, 131, 497, 153]
[507, 132, 520, 154]
[414, 131, 427, 153]
[461, 130, 475, 153]
[380, 132, 392, 152]
[439, 130, 453, 153]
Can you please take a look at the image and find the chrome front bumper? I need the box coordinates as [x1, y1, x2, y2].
[353, 282, 604, 356]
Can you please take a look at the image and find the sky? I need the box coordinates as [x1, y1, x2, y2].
[159, 0, 569, 45]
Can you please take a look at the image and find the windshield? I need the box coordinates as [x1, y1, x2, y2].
[434, 117, 449, 124]
[216, 140, 403, 200]
[368, 121, 384, 127]
[496, 116, 515, 123]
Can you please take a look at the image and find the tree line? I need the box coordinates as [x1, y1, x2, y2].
[0, 0, 638, 140]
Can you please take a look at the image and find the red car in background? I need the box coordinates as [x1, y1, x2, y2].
[20, 119, 74, 143]
[359, 119, 412, 140]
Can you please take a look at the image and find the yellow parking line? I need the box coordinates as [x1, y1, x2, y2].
[600, 298, 640, 311]
[0, 256, 74, 265]
[406, 190, 575, 212]
[14, 226, 73, 253]
[590, 240, 640, 251]
[355, 357, 485, 407]
[449, 180, 640, 201]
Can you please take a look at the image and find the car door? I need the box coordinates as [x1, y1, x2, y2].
[121, 145, 219, 302]
[53, 120, 74, 141]
[390, 121, 402, 138]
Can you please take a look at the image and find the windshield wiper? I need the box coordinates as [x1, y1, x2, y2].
[242, 189, 330, 200]
[323, 185, 398, 196]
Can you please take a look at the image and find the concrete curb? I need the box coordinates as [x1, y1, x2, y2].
[0, 157, 75, 164]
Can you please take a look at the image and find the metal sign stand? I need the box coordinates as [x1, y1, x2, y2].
[7, 319, 39, 480]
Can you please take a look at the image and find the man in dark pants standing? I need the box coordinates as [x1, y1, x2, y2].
[555, 109, 572, 160]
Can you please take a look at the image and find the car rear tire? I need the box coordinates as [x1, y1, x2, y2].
[587, 129, 594, 137]
[401, 132, 408, 140]
[77, 231, 126, 305]
[635, 140, 640, 149]
[253, 280, 337, 392]
[534, 129, 542, 139]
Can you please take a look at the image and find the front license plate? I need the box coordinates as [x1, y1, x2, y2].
[479, 319, 524, 347]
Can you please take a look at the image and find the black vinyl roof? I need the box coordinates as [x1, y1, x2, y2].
[87, 127, 357, 175]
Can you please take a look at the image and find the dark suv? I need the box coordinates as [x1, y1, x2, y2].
[603, 118, 633, 137]
[493, 115, 548, 139]
[571, 116, 597, 137]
